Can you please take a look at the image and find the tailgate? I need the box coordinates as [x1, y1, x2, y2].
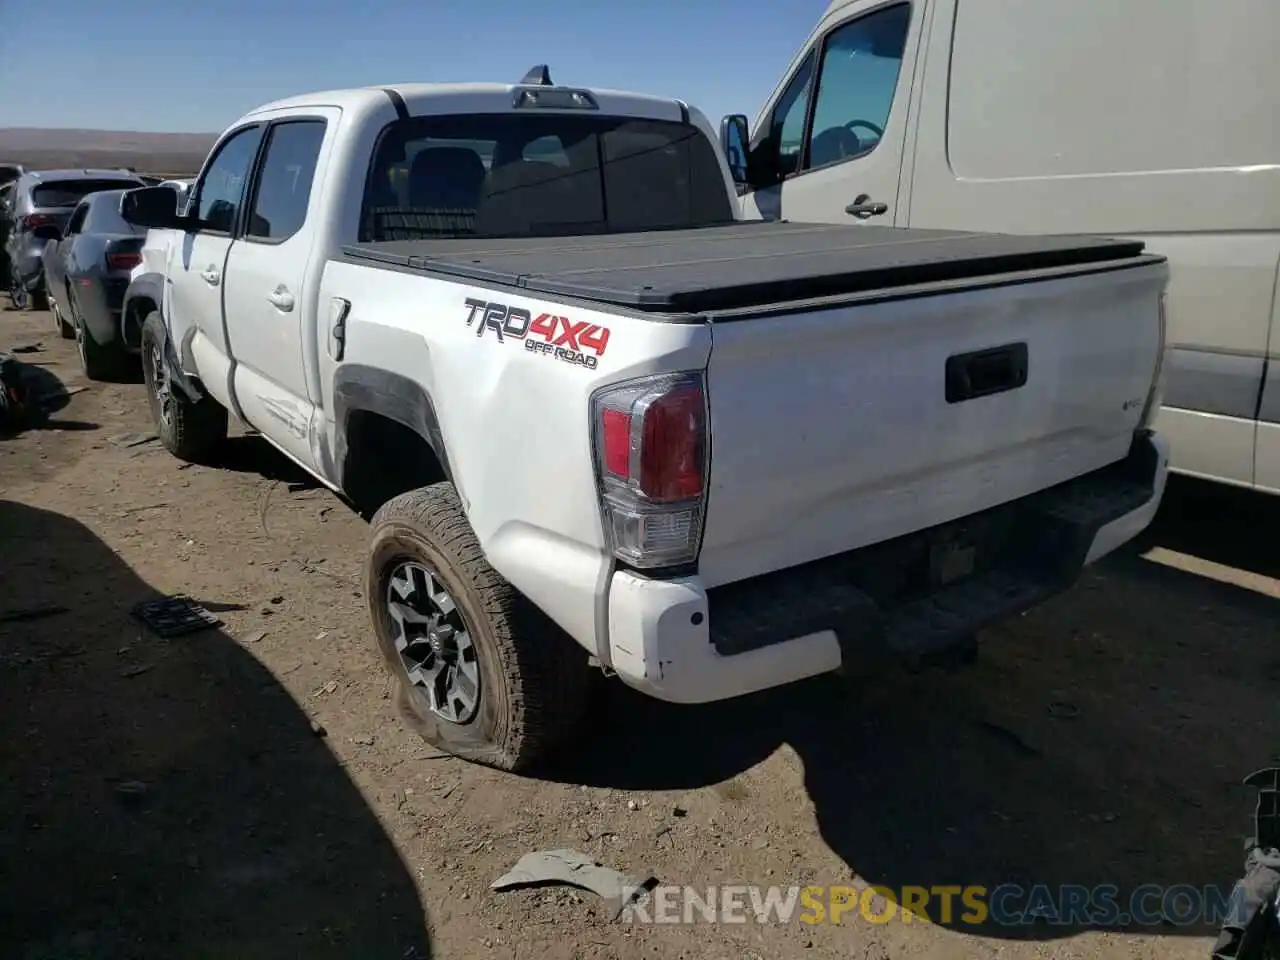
[698, 259, 1167, 588]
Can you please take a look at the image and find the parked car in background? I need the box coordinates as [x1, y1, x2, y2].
[719, 0, 1280, 493]
[0, 182, 13, 288]
[42, 189, 145, 378]
[3, 169, 147, 310]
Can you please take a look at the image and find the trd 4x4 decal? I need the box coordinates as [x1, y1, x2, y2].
[463, 297, 610, 370]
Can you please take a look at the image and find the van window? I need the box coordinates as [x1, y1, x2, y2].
[948, 0, 1280, 178]
[807, 4, 911, 169]
[751, 53, 814, 182]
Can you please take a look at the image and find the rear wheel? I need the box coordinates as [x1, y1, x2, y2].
[366, 482, 592, 772]
[140, 310, 227, 462]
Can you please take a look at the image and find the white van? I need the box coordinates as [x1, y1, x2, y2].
[720, 0, 1280, 493]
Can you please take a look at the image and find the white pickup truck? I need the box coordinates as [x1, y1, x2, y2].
[119, 66, 1171, 771]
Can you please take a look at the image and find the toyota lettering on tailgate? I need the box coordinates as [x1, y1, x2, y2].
[463, 297, 610, 370]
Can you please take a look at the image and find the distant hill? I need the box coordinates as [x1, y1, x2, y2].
[0, 127, 219, 177]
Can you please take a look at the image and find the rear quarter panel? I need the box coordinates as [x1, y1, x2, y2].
[316, 259, 711, 644]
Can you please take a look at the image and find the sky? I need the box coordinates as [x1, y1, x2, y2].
[0, 0, 824, 134]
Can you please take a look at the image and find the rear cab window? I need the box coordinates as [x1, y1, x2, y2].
[31, 178, 143, 209]
[360, 112, 734, 242]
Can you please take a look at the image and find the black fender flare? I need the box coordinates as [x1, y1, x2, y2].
[124, 273, 203, 403]
[331, 364, 453, 488]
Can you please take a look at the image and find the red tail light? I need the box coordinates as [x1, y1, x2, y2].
[20, 213, 55, 230]
[106, 251, 142, 271]
[592, 372, 708, 569]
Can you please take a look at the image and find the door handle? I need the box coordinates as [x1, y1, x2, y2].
[268, 286, 295, 312]
[200, 266, 220, 285]
[845, 194, 889, 220]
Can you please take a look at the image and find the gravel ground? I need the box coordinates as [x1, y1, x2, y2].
[2, 306, 1276, 959]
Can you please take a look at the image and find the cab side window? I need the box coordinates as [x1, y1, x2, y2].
[191, 125, 264, 234]
[245, 120, 326, 242]
[749, 52, 815, 185]
[806, 4, 911, 170]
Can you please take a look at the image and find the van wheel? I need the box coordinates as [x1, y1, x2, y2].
[366, 482, 592, 772]
[140, 311, 227, 462]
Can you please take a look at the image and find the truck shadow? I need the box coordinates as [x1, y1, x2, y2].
[0, 500, 431, 958]
[549, 485, 1277, 942]
[208, 434, 323, 489]
[1134, 473, 1280, 581]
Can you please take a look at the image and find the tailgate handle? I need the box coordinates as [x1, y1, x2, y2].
[946, 342, 1029, 404]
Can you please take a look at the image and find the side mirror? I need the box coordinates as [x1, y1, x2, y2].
[719, 114, 751, 188]
[120, 186, 183, 230]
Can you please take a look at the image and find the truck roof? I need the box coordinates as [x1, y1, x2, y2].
[243, 82, 692, 126]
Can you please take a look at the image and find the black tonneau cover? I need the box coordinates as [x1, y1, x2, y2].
[342, 221, 1149, 314]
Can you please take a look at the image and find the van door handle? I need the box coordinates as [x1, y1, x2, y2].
[268, 286, 295, 312]
[200, 266, 220, 285]
[845, 194, 889, 220]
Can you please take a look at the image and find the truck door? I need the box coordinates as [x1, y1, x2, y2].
[166, 124, 265, 414]
[221, 114, 333, 472]
[742, 1, 923, 227]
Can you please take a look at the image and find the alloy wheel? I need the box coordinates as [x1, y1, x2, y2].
[385, 560, 481, 724]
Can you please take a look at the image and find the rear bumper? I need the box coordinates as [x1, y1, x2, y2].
[606, 430, 1170, 704]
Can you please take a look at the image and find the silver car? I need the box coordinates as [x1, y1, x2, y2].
[3, 169, 146, 309]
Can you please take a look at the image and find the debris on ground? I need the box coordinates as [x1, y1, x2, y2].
[975, 719, 1042, 758]
[119, 664, 153, 679]
[0, 351, 35, 433]
[130, 595, 222, 638]
[0, 604, 69, 625]
[490, 849, 657, 920]
[241, 630, 268, 644]
[106, 431, 158, 449]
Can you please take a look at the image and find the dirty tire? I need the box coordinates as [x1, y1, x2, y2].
[140, 310, 227, 462]
[366, 483, 592, 772]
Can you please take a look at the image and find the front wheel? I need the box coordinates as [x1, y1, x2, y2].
[140, 311, 227, 462]
[365, 482, 592, 772]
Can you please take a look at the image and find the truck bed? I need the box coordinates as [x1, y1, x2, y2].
[343, 221, 1152, 314]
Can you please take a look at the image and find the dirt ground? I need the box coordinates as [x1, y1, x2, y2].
[1, 305, 1276, 960]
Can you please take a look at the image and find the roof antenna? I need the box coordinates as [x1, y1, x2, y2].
[520, 64, 553, 86]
